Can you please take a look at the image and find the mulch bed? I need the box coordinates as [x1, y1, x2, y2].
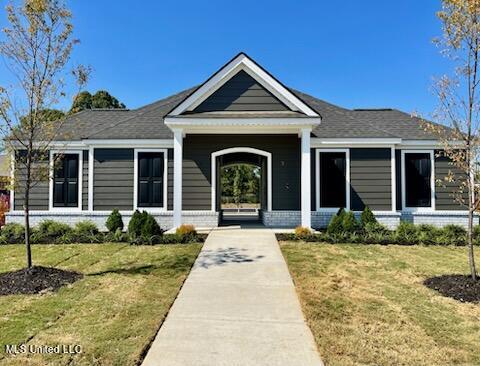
[0, 266, 83, 296]
[424, 274, 480, 303]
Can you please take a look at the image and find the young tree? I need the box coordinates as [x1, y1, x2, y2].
[424, 0, 480, 280]
[0, 0, 88, 269]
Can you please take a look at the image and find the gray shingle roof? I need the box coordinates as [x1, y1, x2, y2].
[53, 85, 447, 141]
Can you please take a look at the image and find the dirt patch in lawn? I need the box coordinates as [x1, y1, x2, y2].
[0, 266, 83, 296]
[424, 274, 480, 303]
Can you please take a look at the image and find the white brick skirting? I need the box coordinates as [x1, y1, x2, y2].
[262, 211, 301, 228]
[401, 211, 478, 228]
[7, 210, 474, 231]
[262, 210, 401, 229]
[6, 211, 219, 231]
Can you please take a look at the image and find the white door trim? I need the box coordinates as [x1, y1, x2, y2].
[133, 148, 168, 212]
[211, 147, 272, 212]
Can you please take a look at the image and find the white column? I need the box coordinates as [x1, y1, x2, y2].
[301, 128, 312, 228]
[173, 129, 183, 228]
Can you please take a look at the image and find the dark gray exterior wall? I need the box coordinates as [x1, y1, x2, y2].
[93, 148, 134, 211]
[14, 156, 49, 211]
[192, 70, 289, 112]
[350, 148, 392, 211]
[434, 151, 466, 210]
[182, 135, 300, 211]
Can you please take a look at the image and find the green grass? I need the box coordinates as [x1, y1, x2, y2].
[281, 242, 480, 366]
[0, 243, 202, 366]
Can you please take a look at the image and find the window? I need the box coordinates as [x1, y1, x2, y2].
[137, 152, 165, 208]
[318, 151, 347, 208]
[53, 153, 79, 207]
[404, 152, 432, 208]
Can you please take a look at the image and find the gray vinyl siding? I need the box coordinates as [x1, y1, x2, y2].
[82, 150, 88, 210]
[435, 151, 465, 210]
[14, 157, 49, 211]
[182, 135, 300, 211]
[350, 148, 392, 211]
[192, 70, 289, 112]
[93, 148, 134, 211]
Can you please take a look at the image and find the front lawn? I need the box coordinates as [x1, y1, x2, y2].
[281, 242, 480, 366]
[0, 243, 202, 366]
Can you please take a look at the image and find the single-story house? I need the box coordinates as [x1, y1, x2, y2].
[7, 53, 470, 230]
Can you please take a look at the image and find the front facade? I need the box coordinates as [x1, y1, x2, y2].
[7, 53, 470, 230]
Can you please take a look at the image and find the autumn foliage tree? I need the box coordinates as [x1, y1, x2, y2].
[424, 0, 480, 280]
[0, 0, 88, 269]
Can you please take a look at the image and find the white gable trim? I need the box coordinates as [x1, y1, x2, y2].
[168, 53, 319, 117]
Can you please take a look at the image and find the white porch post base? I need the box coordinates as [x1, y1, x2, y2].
[301, 128, 312, 228]
[173, 129, 183, 228]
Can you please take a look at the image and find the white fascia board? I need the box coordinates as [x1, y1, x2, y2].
[84, 139, 174, 148]
[164, 117, 320, 126]
[168, 53, 319, 117]
[399, 139, 464, 148]
[311, 138, 402, 147]
[16, 139, 174, 149]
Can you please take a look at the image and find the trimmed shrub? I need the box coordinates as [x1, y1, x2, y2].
[342, 211, 359, 233]
[106, 209, 124, 233]
[327, 208, 346, 235]
[128, 210, 145, 239]
[1, 223, 25, 244]
[360, 206, 377, 227]
[294, 226, 312, 239]
[141, 214, 162, 238]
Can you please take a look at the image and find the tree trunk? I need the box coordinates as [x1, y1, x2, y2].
[24, 154, 32, 269]
[468, 174, 477, 280]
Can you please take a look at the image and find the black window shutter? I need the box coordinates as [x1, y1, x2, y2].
[138, 152, 164, 207]
[53, 154, 79, 207]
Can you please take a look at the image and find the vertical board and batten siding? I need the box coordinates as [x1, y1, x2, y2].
[14, 156, 49, 211]
[434, 150, 466, 210]
[192, 70, 289, 112]
[350, 148, 392, 211]
[182, 135, 300, 211]
[93, 148, 134, 211]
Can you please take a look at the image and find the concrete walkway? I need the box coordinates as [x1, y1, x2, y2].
[142, 229, 323, 366]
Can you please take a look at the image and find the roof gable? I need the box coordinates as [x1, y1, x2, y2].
[190, 70, 289, 112]
[168, 53, 319, 117]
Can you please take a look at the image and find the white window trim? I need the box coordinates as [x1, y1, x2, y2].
[316, 148, 350, 212]
[211, 147, 272, 212]
[401, 150, 435, 212]
[49, 150, 83, 212]
[133, 148, 168, 212]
